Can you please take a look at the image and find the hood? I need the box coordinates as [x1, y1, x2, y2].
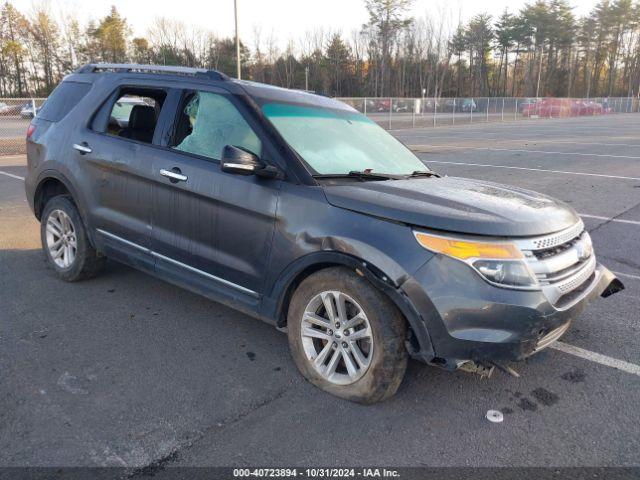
[323, 176, 580, 237]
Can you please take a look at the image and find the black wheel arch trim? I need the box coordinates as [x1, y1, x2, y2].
[261, 251, 436, 361]
[33, 170, 95, 246]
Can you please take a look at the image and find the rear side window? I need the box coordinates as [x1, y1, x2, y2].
[90, 87, 167, 145]
[105, 93, 165, 144]
[38, 82, 92, 122]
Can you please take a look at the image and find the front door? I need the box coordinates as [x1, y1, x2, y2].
[150, 88, 281, 307]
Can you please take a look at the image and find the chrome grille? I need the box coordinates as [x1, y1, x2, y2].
[514, 220, 584, 252]
[515, 222, 597, 307]
[530, 221, 584, 250]
[536, 258, 589, 284]
[556, 256, 596, 294]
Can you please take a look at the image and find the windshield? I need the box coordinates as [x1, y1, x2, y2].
[262, 103, 428, 176]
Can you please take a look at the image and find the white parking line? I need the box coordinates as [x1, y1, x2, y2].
[409, 136, 640, 148]
[509, 139, 640, 147]
[411, 144, 640, 160]
[613, 271, 640, 281]
[424, 160, 640, 181]
[580, 214, 640, 226]
[402, 133, 640, 147]
[0, 170, 25, 181]
[551, 341, 640, 377]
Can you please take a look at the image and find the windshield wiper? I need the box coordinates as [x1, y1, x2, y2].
[407, 170, 441, 178]
[313, 170, 397, 181]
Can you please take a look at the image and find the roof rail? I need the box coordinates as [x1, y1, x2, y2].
[74, 63, 228, 81]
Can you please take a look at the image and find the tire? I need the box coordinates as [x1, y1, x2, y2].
[40, 195, 105, 282]
[287, 267, 407, 404]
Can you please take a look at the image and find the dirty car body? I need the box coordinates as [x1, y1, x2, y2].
[25, 64, 624, 400]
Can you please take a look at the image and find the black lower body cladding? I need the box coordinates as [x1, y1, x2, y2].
[400, 253, 623, 364]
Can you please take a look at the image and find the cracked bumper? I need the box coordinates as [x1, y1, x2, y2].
[400, 254, 624, 364]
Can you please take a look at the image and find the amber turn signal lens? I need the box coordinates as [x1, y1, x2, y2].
[414, 232, 523, 260]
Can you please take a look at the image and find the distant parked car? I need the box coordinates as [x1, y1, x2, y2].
[569, 101, 591, 116]
[522, 98, 608, 118]
[441, 99, 456, 112]
[364, 98, 377, 112]
[421, 99, 441, 112]
[0, 102, 22, 116]
[461, 99, 476, 112]
[518, 98, 538, 113]
[575, 100, 605, 116]
[20, 102, 44, 118]
[600, 98, 614, 113]
[392, 99, 414, 112]
[374, 99, 391, 112]
[522, 98, 564, 118]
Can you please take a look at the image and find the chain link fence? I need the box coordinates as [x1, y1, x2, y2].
[0, 98, 46, 155]
[336, 96, 640, 130]
[1, 96, 639, 156]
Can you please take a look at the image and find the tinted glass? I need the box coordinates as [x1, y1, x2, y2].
[262, 103, 426, 175]
[38, 82, 92, 122]
[172, 91, 261, 161]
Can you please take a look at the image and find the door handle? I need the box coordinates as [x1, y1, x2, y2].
[160, 168, 188, 182]
[73, 143, 92, 154]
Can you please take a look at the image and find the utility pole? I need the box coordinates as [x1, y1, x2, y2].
[305, 66, 309, 91]
[234, 0, 241, 79]
[535, 45, 543, 98]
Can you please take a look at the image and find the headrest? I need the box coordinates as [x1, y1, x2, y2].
[129, 105, 156, 131]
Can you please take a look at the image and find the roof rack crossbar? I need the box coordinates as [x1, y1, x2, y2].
[75, 63, 228, 81]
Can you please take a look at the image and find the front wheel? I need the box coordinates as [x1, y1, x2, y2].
[40, 195, 105, 281]
[287, 267, 407, 404]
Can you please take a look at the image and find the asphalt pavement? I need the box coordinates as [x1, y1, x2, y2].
[0, 114, 638, 471]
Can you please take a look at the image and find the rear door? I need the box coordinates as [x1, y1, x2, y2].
[149, 87, 281, 306]
[75, 82, 179, 270]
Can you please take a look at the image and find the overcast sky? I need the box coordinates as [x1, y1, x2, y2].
[14, 0, 600, 48]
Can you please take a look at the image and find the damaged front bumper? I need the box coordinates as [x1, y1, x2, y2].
[400, 254, 624, 368]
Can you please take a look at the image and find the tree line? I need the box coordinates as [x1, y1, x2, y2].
[1, 0, 639, 99]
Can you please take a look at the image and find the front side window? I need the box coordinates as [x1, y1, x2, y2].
[172, 91, 262, 161]
[262, 103, 427, 176]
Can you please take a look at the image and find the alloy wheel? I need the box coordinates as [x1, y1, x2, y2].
[300, 290, 374, 385]
[45, 209, 77, 268]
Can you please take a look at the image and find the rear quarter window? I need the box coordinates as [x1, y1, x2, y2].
[38, 82, 92, 122]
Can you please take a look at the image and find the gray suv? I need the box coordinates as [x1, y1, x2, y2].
[25, 64, 624, 403]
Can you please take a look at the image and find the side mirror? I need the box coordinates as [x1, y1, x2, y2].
[221, 145, 279, 178]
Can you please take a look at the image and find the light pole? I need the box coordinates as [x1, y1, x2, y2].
[535, 45, 543, 99]
[305, 66, 309, 91]
[234, 0, 241, 79]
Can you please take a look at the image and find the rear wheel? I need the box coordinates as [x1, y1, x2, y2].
[287, 267, 407, 404]
[41, 195, 105, 281]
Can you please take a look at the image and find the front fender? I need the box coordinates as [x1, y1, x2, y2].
[261, 184, 437, 360]
[260, 250, 435, 361]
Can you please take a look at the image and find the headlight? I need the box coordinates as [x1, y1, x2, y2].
[414, 231, 539, 289]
